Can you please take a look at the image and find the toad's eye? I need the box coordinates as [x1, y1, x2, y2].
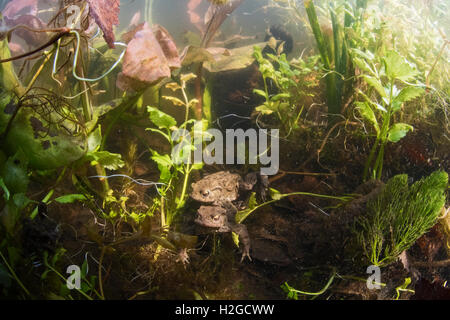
[213, 215, 220, 221]
[201, 190, 210, 197]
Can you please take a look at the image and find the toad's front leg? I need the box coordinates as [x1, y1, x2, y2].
[219, 200, 252, 262]
[231, 223, 251, 262]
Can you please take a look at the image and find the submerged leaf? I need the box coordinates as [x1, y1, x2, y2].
[387, 123, 413, 143]
[2, 0, 38, 19]
[362, 75, 386, 98]
[86, 151, 124, 170]
[4, 109, 87, 170]
[0, 151, 28, 195]
[86, 0, 120, 49]
[117, 23, 180, 92]
[355, 101, 379, 135]
[147, 106, 177, 129]
[394, 86, 425, 104]
[383, 51, 419, 82]
[54, 194, 88, 204]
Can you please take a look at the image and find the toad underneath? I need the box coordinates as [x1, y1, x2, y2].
[190, 171, 268, 262]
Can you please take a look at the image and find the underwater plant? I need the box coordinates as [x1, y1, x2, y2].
[355, 171, 448, 267]
[147, 74, 204, 229]
[352, 49, 425, 181]
[252, 45, 304, 136]
[302, 0, 368, 119]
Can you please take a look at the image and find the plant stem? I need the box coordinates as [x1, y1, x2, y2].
[285, 268, 336, 297]
[23, 50, 53, 95]
[0, 250, 31, 297]
[176, 165, 192, 211]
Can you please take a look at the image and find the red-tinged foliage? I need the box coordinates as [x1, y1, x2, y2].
[116, 23, 180, 92]
[2, 0, 39, 19]
[3, 14, 47, 47]
[187, 0, 204, 31]
[201, 0, 245, 47]
[86, 0, 120, 48]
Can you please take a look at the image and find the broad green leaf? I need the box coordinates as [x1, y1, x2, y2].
[147, 106, 177, 129]
[271, 93, 291, 101]
[151, 151, 173, 182]
[387, 123, 413, 143]
[362, 75, 386, 98]
[87, 126, 102, 152]
[4, 110, 87, 170]
[383, 51, 419, 82]
[355, 102, 379, 134]
[253, 89, 267, 98]
[0, 152, 29, 195]
[151, 152, 173, 168]
[54, 194, 88, 204]
[394, 86, 425, 104]
[86, 151, 125, 170]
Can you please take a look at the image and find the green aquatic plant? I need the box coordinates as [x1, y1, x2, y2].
[355, 171, 448, 267]
[352, 49, 425, 181]
[281, 269, 336, 300]
[252, 46, 304, 136]
[303, 0, 368, 119]
[147, 74, 204, 228]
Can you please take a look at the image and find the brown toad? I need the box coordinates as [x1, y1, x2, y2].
[190, 171, 268, 261]
[190, 171, 258, 204]
[195, 201, 251, 261]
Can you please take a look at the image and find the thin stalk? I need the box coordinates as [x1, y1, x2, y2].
[0, 250, 31, 297]
[237, 191, 353, 223]
[98, 246, 106, 300]
[284, 269, 336, 297]
[363, 137, 379, 181]
[23, 50, 53, 95]
[44, 263, 96, 300]
[0, 29, 69, 64]
[176, 164, 192, 211]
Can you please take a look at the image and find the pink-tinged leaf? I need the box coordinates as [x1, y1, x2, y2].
[129, 12, 141, 29]
[187, 0, 205, 32]
[117, 23, 180, 92]
[4, 14, 47, 47]
[120, 23, 145, 44]
[201, 0, 245, 47]
[86, 0, 120, 49]
[2, 0, 38, 19]
[153, 25, 181, 69]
